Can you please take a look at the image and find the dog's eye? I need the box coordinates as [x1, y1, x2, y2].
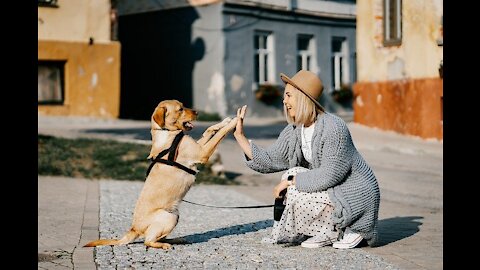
[179, 108, 184, 112]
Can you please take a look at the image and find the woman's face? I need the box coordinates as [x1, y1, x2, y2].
[283, 84, 297, 118]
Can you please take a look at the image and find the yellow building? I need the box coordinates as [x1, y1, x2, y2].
[38, 0, 121, 118]
[354, 0, 443, 140]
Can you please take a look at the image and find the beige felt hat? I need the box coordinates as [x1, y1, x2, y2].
[280, 70, 325, 112]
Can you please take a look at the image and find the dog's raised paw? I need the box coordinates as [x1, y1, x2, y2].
[222, 117, 232, 123]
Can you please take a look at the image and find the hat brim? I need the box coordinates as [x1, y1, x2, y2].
[280, 73, 325, 112]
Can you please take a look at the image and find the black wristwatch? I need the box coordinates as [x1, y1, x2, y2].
[287, 175, 294, 186]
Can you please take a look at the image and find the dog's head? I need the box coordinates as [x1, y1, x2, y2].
[151, 100, 198, 131]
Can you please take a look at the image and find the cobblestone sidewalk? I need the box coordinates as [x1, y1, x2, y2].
[94, 180, 399, 270]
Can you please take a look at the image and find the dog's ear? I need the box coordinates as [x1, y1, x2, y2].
[153, 106, 165, 127]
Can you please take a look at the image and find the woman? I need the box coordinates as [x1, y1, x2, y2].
[233, 70, 380, 249]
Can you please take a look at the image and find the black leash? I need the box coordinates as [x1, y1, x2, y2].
[182, 199, 274, 209]
[146, 131, 273, 209]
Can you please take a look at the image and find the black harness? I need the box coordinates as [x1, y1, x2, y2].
[146, 131, 197, 177]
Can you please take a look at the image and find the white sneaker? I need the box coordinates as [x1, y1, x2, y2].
[300, 235, 336, 248]
[332, 228, 363, 249]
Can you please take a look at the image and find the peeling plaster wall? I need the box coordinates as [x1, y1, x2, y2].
[38, 0, 111, 43]
[354, 0, 443, 139]
[354, 78, 443, 140]
[190, 3, 228, 116]
[356, 0, 443, 81]
[38, 41, 121, 118]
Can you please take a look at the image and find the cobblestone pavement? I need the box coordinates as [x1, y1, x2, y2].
[38, 114, 443, 269]
[95, 180, 399, 270]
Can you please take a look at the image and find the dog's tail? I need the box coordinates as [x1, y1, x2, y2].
[83, 229, 139, 247]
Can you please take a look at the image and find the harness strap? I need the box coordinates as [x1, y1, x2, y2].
[168, 131, 185, 161]
[155, 159, 197, 175]
[146, 132, 197, 177]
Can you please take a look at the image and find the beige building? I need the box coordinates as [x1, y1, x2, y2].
[38, 0, 121, 118]
[354, 0, 443, 140]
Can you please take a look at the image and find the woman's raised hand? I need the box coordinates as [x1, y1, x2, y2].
[234, 105, 247, 137]
[233, 105, 253, 159]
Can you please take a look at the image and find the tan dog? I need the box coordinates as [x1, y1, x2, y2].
[84, 99, 238, 249]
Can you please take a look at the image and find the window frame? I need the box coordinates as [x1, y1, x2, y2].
[38, 60, 66, 105]
[331, 37, 350, 91]
[383, 0, 402, 46]
[254, 31, 275, 86]
[297, 34, 315, 71]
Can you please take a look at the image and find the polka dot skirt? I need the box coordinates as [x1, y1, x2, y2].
[267, 167, 339, 244]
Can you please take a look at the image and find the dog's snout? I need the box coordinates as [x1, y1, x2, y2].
[193, 110, 198, 116]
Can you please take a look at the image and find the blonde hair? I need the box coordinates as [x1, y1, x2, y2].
[283, 87, 322, 125]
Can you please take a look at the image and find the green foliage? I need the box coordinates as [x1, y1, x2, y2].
[255, 84, 282, 105]
[38, 135, 150, 180]
[38, 135, 239, 185]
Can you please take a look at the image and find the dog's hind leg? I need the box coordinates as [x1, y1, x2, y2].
[144, 210, 179, 249]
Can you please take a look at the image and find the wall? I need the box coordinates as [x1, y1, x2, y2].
[191, 4, 226, 116]
[38, 0, 121, 118]
[354, 0, 443, 139]
[222, 3, 356, 117]
[38, 0, 111, 43]
[113, 0, 357, 118]
[354, 78, 442, 139]
[356, 0, 443, 81]
[38, 40, 121, 118]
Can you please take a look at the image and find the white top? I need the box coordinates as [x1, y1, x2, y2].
[301, 124, 315, 164]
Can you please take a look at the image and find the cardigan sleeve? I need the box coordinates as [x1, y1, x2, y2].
[295, 118, 354, 192]
[243, 124, 293, 173]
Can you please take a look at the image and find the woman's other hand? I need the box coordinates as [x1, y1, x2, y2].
[273, 180, 290, 198]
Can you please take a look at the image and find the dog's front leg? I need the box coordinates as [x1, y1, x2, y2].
[197, 117, 232, 145]
[199, 117, 238, 162]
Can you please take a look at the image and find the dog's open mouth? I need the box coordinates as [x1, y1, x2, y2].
[183, 121, 194, 130]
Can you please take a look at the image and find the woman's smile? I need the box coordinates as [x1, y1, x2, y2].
[284, 84, 297, 118]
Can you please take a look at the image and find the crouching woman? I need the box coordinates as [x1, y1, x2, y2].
[233, 70, 380, 249]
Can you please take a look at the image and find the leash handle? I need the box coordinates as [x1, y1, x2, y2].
[182, 199, 273, 209]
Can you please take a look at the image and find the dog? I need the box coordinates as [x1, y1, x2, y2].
[84, 99, 238, 249]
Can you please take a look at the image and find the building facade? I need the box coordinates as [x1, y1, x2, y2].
[116, 0, 357, 119]
[38, 0, 121, 118]
[354, 0, 443, 139]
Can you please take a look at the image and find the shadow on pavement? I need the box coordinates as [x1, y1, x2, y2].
[375, 216, 423, 247]
[174, 219, 273, 244]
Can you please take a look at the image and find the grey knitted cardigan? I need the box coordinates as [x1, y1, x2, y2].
[244, 112, 380, 246]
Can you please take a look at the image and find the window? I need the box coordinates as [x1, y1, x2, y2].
[384, 0, 402, 46]
[38, 61, 65, 105]
[331, 37, 350, 91]
[297, 35, 314, 71]
[254, 31, 275, 85]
